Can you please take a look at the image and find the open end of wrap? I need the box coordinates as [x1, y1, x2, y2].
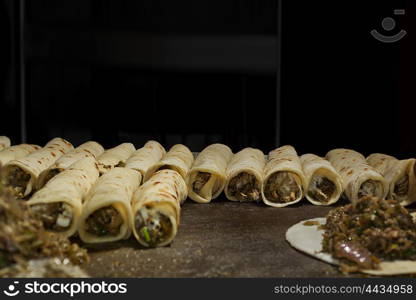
[414, 162, 416, 179]
[85, 205, 123, 237]
[2, 165, 31, 198]
[147, 165, 183, 181]
[307, 175, 336, 204]
[39, 168, 62, 188]
[156, 164, 181, 174]
[264, 171, 302, 203]
[228, 172, 260, 202]
[393, 174, 409, 202]
[31, 202, 73, 232]
[192, 171, 221, 201]
[116, 161, 126, 167]
[358, 179, 384, 199]
[134, 205, 175, 247]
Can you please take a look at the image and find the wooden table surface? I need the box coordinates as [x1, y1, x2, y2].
[83, 199, 348, 278]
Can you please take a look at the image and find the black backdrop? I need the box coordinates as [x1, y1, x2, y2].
[1, 0, 415, 157]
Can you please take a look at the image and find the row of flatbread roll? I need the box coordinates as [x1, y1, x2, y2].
[23, 139, 189, 248]
[198, 145, 415, 207]
[326, 150, 416, 206]
[217, 145, 343, 207]
[1, 137, 74, 197]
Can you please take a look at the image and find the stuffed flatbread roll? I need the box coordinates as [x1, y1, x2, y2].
[367, 153, 416, 206]
[96, 143, 135, 174]
[132, 169, 187, 247]
[78, 167, 141, 243]
[27, 157, 99, 237]
[224, 147, 265, 202]
[1, 138, 73, 198]
[125, 140, 166, 181]
[187, 144, 233, 203]
[143, 144, 193, 182]
[301, 153, 343, 205]
[0, 136, 11, 150]
[0, 144, 41, 167]
[326, 149, 388, 203]
[261, 145, 306, 207]
[36, 141, 104, 189]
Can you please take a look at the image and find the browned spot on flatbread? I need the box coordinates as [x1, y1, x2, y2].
[347, 170, 353, 175]
[51, 152, 56, 157]
[159, 191, 174, 198]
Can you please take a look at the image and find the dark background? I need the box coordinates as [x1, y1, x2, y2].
[0, 0, 415, 158]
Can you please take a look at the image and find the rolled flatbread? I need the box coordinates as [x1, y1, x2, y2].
[367, 153, 416, 206]
[96, 143, 135, 174]
[132, 169, 187, 247]
[261, 145, 306, 207]
[0, 136, 11, 150]
[27, 157, 100, 238]
[36, 141, 104, 189]
[125, 140, 166, 181]
[300, 153, 343, 206]
[78, 167, 141, 243]
[143, 144, 194, 182]
[1, 138, 74, 198]
[0, 144, 41, 167]
[326, 149, 388, 202]
[224, 147, 265, 202]
[187, 143, 233, 203]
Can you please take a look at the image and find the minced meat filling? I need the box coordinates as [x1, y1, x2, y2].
[2, 166, 31, 198]
[42, 169, 61, 186]
[192, 172, 211, 195]
[322, 196, 416, 272]
[31, 202, 73, 232]
[394, 175, 409, 199]
[135, 206, 173, 247]
[264, 171, 302, 203]
[357, 180, 382, 199]
[228, 172, 260, 202]
[308, 176, 336, 203]
[85, 206, 123, 236]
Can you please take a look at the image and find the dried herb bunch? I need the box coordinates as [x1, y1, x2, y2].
[0, 179, 88, 270]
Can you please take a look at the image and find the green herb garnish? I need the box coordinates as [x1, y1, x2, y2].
[141, 227, 151, 243]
